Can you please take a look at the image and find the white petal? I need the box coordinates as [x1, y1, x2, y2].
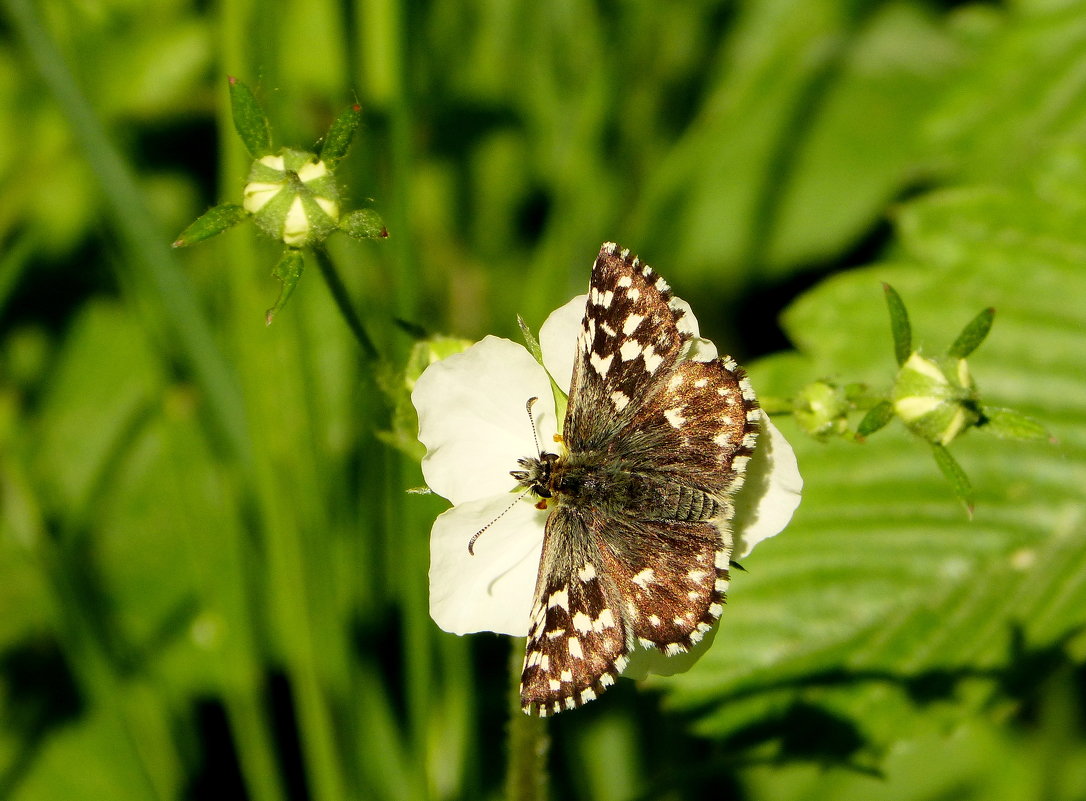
[539, 294, 586, 394]
[429, 494, 545, 636]
[669, 296, 701, 339]
[732, 414, 803, 558]
[413, 336, 558, 506]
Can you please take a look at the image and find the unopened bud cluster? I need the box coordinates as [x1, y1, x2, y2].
[172, 77, 388, 322]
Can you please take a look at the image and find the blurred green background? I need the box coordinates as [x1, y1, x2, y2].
[2, 0, 1086, 799]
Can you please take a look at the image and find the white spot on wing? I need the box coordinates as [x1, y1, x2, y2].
[622, 313, 644, 335]
[572, 612, 593, 634]
[610, 391, 630, 412]
[620, 340, 643, 361]
[577, 562, 597, 581]
[548, 588, 569, 610]
[632, 568, 655, 588]
[713, 432, 735, 448]
[664, 408, 686, 428]
[568, 637, 584, 659]
[590, 351, 614, 376]
[643, 347, 663, 373]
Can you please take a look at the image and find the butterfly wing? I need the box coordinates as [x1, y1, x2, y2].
[563, 243, 689, 453]
[519, 507, 629, 716]
[520, 243, 761, 715]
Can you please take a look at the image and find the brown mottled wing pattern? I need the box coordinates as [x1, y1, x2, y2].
[518, 243, 759, 716]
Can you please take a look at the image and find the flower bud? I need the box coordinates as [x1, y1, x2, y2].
[892, 352, 980, 446]
[792, 381, 850, 439]
[243, 148, 340, 247]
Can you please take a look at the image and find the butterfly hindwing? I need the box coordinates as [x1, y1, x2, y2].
[520, 509, 629, 717]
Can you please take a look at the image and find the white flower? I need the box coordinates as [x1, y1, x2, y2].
[412, 294, 804, 649]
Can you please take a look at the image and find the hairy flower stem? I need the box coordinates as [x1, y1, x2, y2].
[311, 247, 379, 361]
[506, 638, 550, 801]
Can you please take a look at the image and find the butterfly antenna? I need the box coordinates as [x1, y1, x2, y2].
[468, 488, 533, 555]
[525, 396, 543, 455]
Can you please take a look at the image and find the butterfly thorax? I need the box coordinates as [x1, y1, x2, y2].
[513, 449, 723, 523]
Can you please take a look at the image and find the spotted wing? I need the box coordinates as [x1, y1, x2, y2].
[519, 502, 737, 715]
[520, 507, 629, 717]
[563, 243, 688, 453]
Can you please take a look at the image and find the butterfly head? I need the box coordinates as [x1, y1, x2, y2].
[511, 451, 559, 499]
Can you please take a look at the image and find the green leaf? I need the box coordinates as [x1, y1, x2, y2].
[319, 103, 362, 166]
[882, 283, 912, 366]
[980, 406, 1053, 442]
[856, 399, 894, 438]
[948, 306, 995, 359]
[228, 76, 272, 158]
[171, 203, 247, 248]
[930, 442, 974, 515]
[265, 249, 304, 325]
[338, 208, 388, 240]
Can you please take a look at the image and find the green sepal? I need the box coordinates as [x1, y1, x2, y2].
[979, 406, 1053, 442]
[882, 283, 912, 367]
[948, 307, 995, 359]
[172, 203, 247, 247]
[930, 442, 974, 517]
[339, 209, 389, 240]
[857, 400, 894, 438]
[320, 103, 362, 166]
[517, 315, 568, 431]
[517, 315, 544, 364]
[229, 76, 273, 158]
[265, 249, 305, 325]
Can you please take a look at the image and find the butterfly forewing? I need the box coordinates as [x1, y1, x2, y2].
[564, 246, 687, 452]
[517, 243, 760, 715]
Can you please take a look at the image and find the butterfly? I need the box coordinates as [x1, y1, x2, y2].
[512, 242, 761, 716]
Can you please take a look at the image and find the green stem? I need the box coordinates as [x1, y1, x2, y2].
[505, 639, 550, 801]
[312, 247, 380, 361]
